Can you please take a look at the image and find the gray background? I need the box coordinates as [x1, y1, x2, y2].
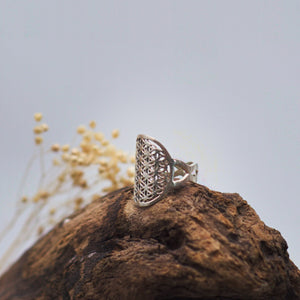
[1, 1, 299, 268]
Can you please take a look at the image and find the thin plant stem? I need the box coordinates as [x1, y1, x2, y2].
[38, 145, 46, 189]
[16, 152, 39, 201]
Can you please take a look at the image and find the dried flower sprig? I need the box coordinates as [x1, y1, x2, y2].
[0, 113, 135, 275]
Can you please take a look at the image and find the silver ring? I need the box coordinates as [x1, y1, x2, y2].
[134, 134, 198, 207]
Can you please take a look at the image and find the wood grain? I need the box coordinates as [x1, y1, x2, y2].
[0, 182, 299, 299]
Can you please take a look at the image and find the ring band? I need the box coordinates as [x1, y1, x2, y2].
[134, 134, 198, 207]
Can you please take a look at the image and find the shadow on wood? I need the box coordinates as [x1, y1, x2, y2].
[0, 182, 299, 299]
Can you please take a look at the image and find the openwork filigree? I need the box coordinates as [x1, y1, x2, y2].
[134, 134, 198, 207]
[134, 135, 171, 206]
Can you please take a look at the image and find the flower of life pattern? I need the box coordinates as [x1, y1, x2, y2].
[134, 136, 171, 205]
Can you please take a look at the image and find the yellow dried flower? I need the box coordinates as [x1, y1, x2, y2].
[79, 179, 87, 188]
[74, 197, 83, 210]
[77, 157, 84, 165]
[48, 218, 55, 225]
[58, 173, 66, 182]
[83, 154, 94, 165]
[80, 141, 92, 153]
[105, 144, 116, 155]
[71, 148, 80, 155]
[75, 197, 83, 206]
[83, 132, 92, 142]
[33, 125, 43, 134]
[105, 172, 117, 183]
[34, 113, 43, 122]
[99, 159, 108, 167]
[92, 145, 100, 152]
[89, 120, 96, 129]
[61, 153, 70, 162]
[98, 166, 106, 174]
[120, 177, 134, 185]
[52, 158, 60, 166]
[95, 148, 104, 156]
[108, 158, 118, 169]
[35, 136, 43, 145]
[94, 132, 104, 142]
[51, 144, 60, 152]
[112, 166, 121, 174]
[112, 129, 119, 139]
[37, 226, 44, 235]
[33, 194, 40, 203]
[61, 144, 70, 152]
[21, 196, 28, 203]
[49, 208, 56, 215]
[39, 190, 49, 199]
[70, 169, 83, 179]
[41, 123, 49, 132]
[127, 166, 135, 178]
[78, 152, 88, 164]
[70, 155, 78, 165]
[101, 139, 109, 146]
[18, 114, 137, 247]
[92, 194, 100, 202]
[117, 152, 127, 163]
[77, 125, 86, 134]
[102, 185, 119, 193]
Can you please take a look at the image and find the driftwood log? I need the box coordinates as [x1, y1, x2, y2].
[0, 182, 299, 299]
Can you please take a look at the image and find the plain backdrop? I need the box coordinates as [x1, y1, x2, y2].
[0, 1, 299, 268]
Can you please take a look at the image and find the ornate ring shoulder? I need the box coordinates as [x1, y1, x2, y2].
[134, 134, 198, 207]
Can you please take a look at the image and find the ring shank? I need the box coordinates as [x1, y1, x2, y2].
[172, 159, 198, 187]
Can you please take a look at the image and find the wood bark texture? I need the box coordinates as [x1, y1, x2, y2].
[0, 182, 299, 300]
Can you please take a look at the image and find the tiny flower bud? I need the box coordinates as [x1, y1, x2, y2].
[77, 157, 84, 165]
[75, 197, 83, 205]
[34, 113, 43, 122]
[79, 179, 87, 188]
[61, 144, 70, 152]
[127, 166, 135, 178]
[98, 166, 106, 174]
[112, 129, 119, 139]
[41, 123, 49, 132]
[37, 226, 44, 235]
[58, 173, 66, 182]
[35, 136, 43, 145]
[49, 208, 56, 215]
[92, 194, 100, 201]
[77, 125, 86, 134]
[83, 132, 92, 142]
[89, 120, 96, 129]
[71, 148, 80, 155]
[33, 194, 40, 203]
[94, 132, 104, 141]
[21, 196, 28, 203]
[33, 126, 43, 134]
[101, 139, 109, 146]
[39, 190, 49, 199]
[51, 144, 60, 152]
[99, 159, 108, 166]
[70, 155, 78, 164]
[52, 158, 60, 166]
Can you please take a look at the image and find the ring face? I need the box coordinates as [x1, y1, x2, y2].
[134, 135, 173, 207]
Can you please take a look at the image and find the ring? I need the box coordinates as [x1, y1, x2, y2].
[134, 134, 198, 207]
